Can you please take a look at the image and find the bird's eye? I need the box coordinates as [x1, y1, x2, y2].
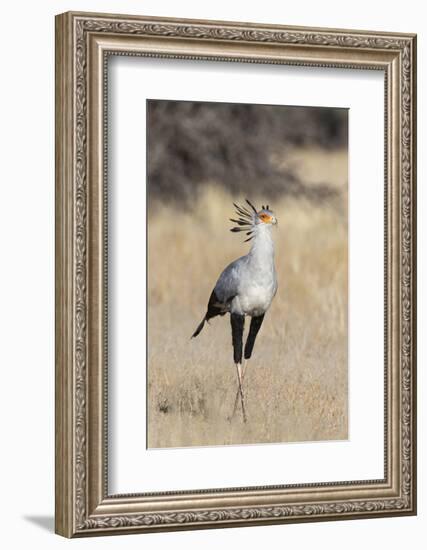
[259, 213, 271, 222]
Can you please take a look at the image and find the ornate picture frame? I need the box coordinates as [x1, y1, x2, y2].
[55, 11, 417, 537]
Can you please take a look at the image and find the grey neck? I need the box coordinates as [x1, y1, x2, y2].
[248, 224, 275, 264]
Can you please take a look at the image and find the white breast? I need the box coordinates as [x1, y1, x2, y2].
[239, 286, 275, 316]
[232, 264, 277, 316]
[224, 220, 278, 317]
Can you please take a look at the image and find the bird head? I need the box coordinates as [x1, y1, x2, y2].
[230, 199, 277, 241]
[256, 206, 277, 226]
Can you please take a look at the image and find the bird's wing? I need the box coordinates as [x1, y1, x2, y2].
[192, 256, 247, 338]
[214, 256, 246, 304]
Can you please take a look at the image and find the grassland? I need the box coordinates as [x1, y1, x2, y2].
[147, 148, 348, 448]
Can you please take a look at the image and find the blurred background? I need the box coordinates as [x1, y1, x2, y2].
[147, 100, 348, 448]
[147, 100, 348, 204]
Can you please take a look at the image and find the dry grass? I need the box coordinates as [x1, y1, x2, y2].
[147, 149, 348, 448]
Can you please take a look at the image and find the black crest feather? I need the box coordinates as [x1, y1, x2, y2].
[245, 198, 258, 214]
[230, 200, 259, 242]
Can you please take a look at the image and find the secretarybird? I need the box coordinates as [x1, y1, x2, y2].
[192, 199, 278, 422]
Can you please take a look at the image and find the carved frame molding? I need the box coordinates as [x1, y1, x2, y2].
[55, 11, 416, 537]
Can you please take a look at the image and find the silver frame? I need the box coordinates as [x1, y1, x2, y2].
[55, 11, 417, 537]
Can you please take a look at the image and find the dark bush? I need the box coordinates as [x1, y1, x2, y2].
[147, 100, 347, 204]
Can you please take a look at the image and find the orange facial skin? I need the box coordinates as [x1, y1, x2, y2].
[258, 212, 273, 224]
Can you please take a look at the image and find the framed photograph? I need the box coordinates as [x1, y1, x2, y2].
[55, 11, 417, 537]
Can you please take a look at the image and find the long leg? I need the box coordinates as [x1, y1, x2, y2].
[244, 314, 265, 360]
[230, 313, 246, 422]
[231, 359, 247, 419]
[231, 314, 265, 418]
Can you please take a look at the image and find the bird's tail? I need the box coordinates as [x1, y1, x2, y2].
[191, 316, 206, 338]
